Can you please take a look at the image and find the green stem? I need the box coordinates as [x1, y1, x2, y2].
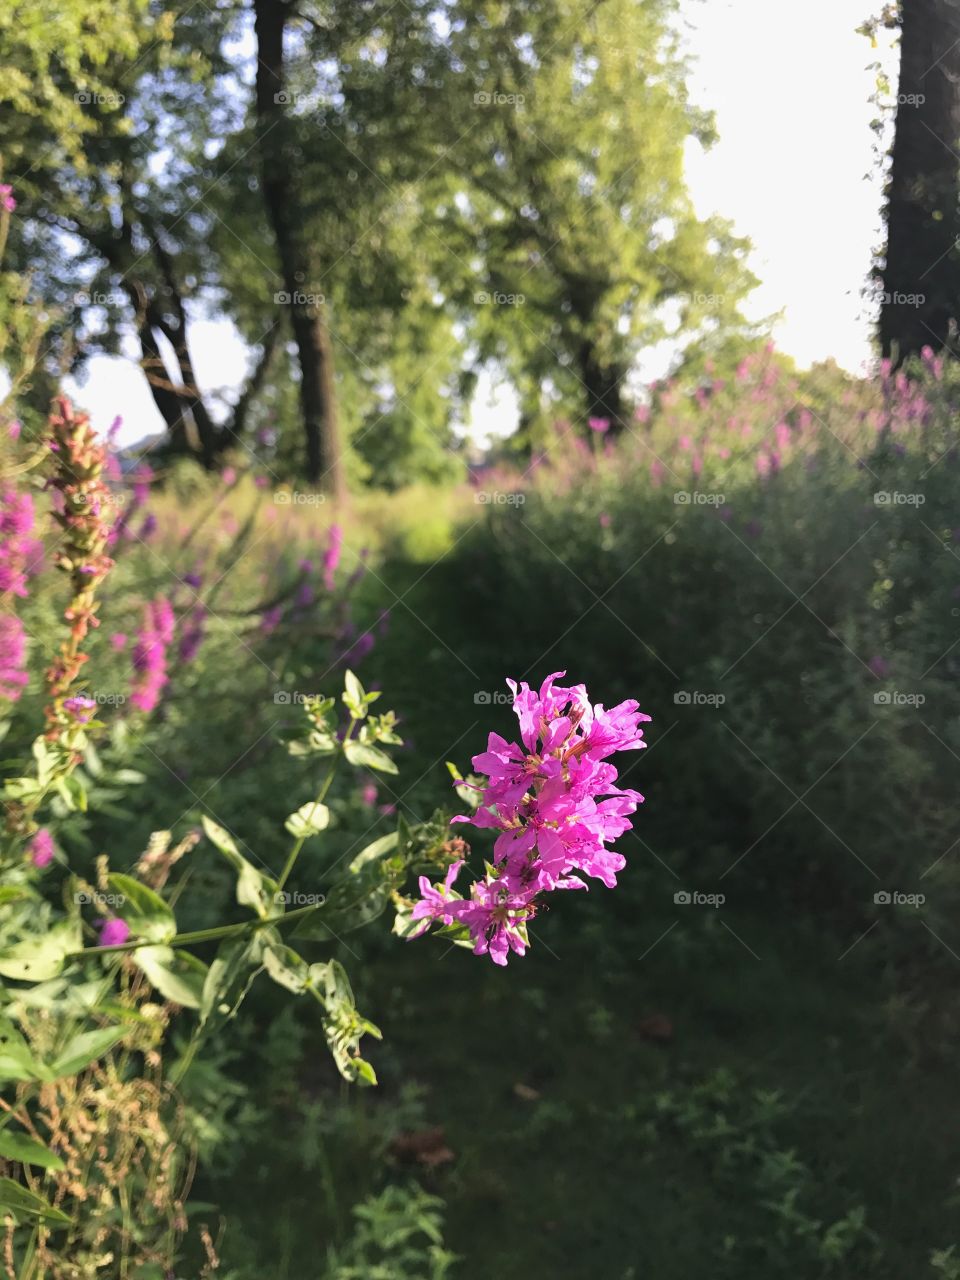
[275, 717, 357, 893]
[66, 902, 322, 959]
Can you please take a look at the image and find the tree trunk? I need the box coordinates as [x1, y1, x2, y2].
[881, 0, 960, 363]
[577, 338, 626, 433]
[253, 0, 345, 495]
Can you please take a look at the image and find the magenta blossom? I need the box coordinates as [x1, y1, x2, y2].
[0, 614, 29, 701]
[29, 828, 55, 869]
[323, 523, 344, 590]
[99, 917, 131, 947]
[412, 672, 650, 965]
[588, 417, 611, 434]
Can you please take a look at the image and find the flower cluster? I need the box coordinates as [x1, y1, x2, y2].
[44, 397, 116, 734]
[130, 596, 175, 712]
[412, 672, 650, 965]
[0, 486, 40, 702]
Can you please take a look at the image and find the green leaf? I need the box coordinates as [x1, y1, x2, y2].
[0, 885, 33, 907]
[201, 815, 278, 919]
[0, 920, 81, 982]
[307, 960, 381, 1086]
[133, 946, 207, 1010]
[198, 935, 266, 1031]
[342, 669, 367, 717]
[348, 831, 399, 873]
[56, 772, 87, 812]
[0, 1178, 72, 1225]
[0, 1018, 46, 1083]
[49, 1025, 127, 1078]
[0, 1132, 65, 1171]
[262, 938, 310, 993]
[343, 740, 398, 775]
[3, 776, 41, 802]
[284, 801, 330, 840]
[107, 874, 176, 942]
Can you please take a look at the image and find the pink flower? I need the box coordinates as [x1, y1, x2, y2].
[0, 184, 15, 213]
[130, 596, 174, 712]
[221, 467, 237, 487]
[323, 523, 343, 590]
[414, 673, 650, 964]
[110, 632, 128, 651]
[29, 828, 55, 869]
[0, 615, 29, 700]
[588, 417, 611, 434]
[98, 917, 131, 947]
[63, 695, 96, 723]
[360, 782, 378, 808]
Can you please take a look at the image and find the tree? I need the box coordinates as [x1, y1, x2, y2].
[438, 0, 756, 436]
[880, 0, 960, 363]
[252, 0, 345, 496]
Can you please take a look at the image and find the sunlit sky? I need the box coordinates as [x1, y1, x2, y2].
[63, 0, 899, 448]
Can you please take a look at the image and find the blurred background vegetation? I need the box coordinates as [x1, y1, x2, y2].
[4, 0, 960, 1276]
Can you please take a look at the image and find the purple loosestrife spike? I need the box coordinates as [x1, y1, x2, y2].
[323, 523, 343, 590]
[0, 614, 29, 701]
[413, 672, 650, 965]
[130, 596, 174, 712]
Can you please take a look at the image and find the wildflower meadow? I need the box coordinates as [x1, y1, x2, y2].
[2, 2, 960, 1278]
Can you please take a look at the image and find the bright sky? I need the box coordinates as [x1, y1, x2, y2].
[64, 0, 899, 448]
